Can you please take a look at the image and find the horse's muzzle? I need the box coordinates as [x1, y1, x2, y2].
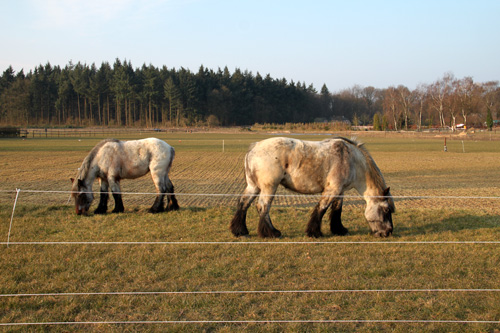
[76, 206, 89, 216]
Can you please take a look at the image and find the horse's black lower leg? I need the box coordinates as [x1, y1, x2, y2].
[111, 193, 125, 213]
[256, 196, 281, 238]
[230, 188, 258, 237]
[258, 214, 281, 238]
[330, 198, 348, 235]
[165, 183, 179, 212]
[94, 192, 108, 214]
[230, 201, 250, 236]
[306, 203, 327, 238]
[167, 195, 179, 211]
[149, 194, 165, 213]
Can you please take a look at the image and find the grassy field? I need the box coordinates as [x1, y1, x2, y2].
[1, 131, 500, 331]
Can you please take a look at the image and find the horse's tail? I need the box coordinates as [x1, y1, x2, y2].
[168, 146, 175, 169]
[247, 142, 257, 152]
[166, 145, 179, 211]
[245, 142, 258, 169]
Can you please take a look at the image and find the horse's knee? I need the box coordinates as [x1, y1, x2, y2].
[256, 200, 271, 215]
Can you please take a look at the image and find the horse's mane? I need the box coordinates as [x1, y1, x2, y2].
[77, 138, 119, 180]
[336, 137, 388, 193]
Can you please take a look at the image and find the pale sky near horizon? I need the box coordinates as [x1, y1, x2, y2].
[1, 0, 499, 92]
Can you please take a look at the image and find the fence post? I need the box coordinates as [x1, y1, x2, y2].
[7, 189, 21, 248]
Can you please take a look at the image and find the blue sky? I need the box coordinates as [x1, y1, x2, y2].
[1, 0, 499, 92]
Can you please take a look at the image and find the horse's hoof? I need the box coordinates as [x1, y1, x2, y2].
[167, 202, 180, 211]
[231, 228, 249, 237]
[332, 227, 349, 236]
[372, 230, 392, 237]
[94, 209, 107, 215]
[111, 209, 124, 213]
[307, 230, 323, 238]
[233, 232, 250, 238]
[258, 225, 282, 238]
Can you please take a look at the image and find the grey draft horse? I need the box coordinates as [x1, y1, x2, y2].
[71, 138, 179, 215]
[230, 137, 395, 238]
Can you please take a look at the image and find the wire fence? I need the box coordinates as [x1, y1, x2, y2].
[3, 188, 500, 246]
[2, 319, 499, 327]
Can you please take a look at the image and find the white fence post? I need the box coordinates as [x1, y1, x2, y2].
[7, 188, 21, 248]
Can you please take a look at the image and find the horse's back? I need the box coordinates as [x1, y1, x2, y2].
[101, 138, 174, 178]
[246, 137, 340, 193]
[121, 138, 172, 157]
[248, 137, 340, 161]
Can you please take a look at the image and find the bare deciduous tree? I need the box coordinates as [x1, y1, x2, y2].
[428, 73, 454, 128]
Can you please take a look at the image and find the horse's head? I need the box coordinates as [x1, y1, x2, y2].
[364, 187, 395, 237]
[70, 178, 93, 215]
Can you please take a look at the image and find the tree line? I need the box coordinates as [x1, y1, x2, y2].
[0, 60, 328, 127]
[0, 60, 499, 130]
[339, 73, 500, 131]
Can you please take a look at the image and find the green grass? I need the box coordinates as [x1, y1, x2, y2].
[1, 131, 500, 331]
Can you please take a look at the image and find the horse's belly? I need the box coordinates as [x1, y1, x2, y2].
[123, 165, 150, 179]
[280, 176, 323, 194]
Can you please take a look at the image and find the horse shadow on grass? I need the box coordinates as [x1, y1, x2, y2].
[273, 210, 500, 239]
[394, 213, 500, 237]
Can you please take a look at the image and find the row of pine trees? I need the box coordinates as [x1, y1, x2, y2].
[0, 59, 332, 127]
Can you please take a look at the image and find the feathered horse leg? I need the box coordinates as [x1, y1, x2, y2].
[330, 198, 348, 235]
[109, 179, 124, 213]
[256, 187, 281, 238]
[94, 179, 109, 214]
[306, 190, 343, 238]
[230, 185, 259, 237]
[165, 177, 179, 212]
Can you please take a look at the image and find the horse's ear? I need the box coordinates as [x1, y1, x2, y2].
[384, 187, 396, 212]
[70, 178, 75, 184]
[383, 187, 391, 196]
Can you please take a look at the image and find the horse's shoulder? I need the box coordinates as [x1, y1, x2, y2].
[103, 138, 120, 145]
[97, 138, 120, 151]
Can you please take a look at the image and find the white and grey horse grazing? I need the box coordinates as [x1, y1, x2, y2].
[230, 137, 395, 238]
[71, 138, 179, 215]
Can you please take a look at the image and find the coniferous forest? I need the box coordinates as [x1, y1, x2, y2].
[0, 59, 499, 130]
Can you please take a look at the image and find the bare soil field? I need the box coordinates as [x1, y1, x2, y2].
[2, 131, 499, 211]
